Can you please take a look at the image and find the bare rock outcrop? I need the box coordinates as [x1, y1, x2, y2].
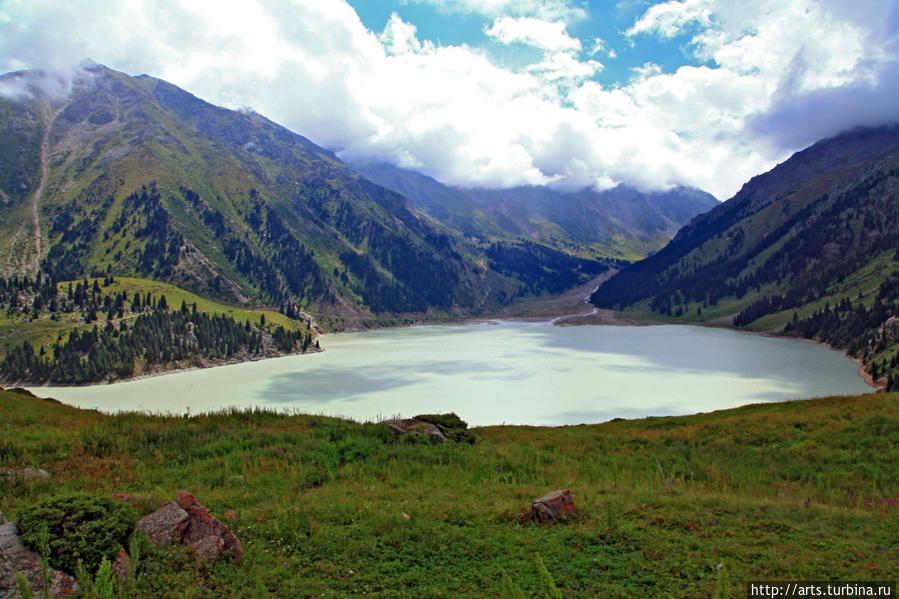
[0, 521, 77, 598]
[531, 489, 576, 522]
[111, 548, 130, 583]
[176, 491, 242, 564]
[0, 468, 51, 482]
[385, 419, 447, 442]
[136, 501, 189, 547]
[136, 492, 241, 565]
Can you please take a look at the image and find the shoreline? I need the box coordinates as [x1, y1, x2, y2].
[12, 274, 880, 393]
[14, 346, 323, 389]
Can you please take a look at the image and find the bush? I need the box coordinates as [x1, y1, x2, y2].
[414, 412, 476, 444]
[17, 492, 138, 575]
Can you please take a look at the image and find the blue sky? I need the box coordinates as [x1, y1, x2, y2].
[346, 0, 705, 86]
[1, 0, 898, 199]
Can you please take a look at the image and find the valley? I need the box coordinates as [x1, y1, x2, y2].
[0, 54, 898, 599]
[592, 125, 899, 390]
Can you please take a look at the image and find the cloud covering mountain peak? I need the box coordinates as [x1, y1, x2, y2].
[1, 0, 896, 199]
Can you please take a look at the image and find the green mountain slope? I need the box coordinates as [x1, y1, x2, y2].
[352, 161, 719, 261]
[592, 124, 899, 385]
[0, 65, 609, 325]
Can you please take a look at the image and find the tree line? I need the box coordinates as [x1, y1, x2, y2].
[0, 274, 315, 384]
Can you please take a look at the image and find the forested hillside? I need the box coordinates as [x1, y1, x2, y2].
[0, 274, 315, 384]
[592, 125, 899, 387]
[0, 65, 610, 325]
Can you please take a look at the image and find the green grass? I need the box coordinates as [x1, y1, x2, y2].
[1, 389, 896, 598]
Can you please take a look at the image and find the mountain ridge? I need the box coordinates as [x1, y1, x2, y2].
[0, 64, 722, 329]
[591, 123, 899, 386]
[0, 65, 521, 325]
[351, 160, 719, 261]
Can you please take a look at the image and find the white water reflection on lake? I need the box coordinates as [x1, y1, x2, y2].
[28, 322, 873, 426]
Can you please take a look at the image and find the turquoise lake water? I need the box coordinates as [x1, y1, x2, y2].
[28, 321, 873, 426]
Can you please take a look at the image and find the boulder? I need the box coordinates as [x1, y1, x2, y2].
[531, 489, 576, 522]
[188, 536, 225, 565]
[136, 502, 189, 547]
[111, 548, 130, 583]
[385, 419, 446, 442]
[0, 521, 77, 598]
[21, 468, 51, 481]
[0, 468, 51, 482]
[175, 492, 242, 564]
[883, 316, 899, 341]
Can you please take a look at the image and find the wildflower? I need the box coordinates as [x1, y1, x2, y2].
[402, 513, 410, 519]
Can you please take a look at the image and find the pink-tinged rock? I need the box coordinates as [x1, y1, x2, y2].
[136, 502, 189, 547]
[531, 489, 576, 522]
[111, 547, 130, 582]
[187, 536, 225, 565]
[0, 522, 77, 597]
[176, 491, 242, 564]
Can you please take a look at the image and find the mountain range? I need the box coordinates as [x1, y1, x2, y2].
[0, 65, 716, 326]
[351, 161, 717, 261]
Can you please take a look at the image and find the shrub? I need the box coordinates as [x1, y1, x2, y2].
[17, 492, 138, 575]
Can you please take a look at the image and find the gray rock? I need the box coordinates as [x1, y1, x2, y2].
[531, 489, 576, 522]
[21, 468, 51, 481]
[0, 521, 77, 598]
[0, 468, 51, 482]
[136, 502, 189, 547]
[187, 535, 225, 564]
[883, 316, 899, 341]
[385, 419, 447, 442]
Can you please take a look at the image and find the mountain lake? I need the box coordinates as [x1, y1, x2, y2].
[27, 321, 873, 426]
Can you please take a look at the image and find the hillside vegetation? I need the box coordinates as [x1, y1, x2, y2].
[0, 275, 315, 384]
[0, 65, 616, 324]
[592, 125, 899, 388]
[1, 389, 896, 597]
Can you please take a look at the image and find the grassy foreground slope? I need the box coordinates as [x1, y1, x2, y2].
[2, 390, 897, 598]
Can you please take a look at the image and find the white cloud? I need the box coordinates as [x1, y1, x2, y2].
[0, 0, 897, 200]
[379, 13, 432, 55]
[486, 16, 581, 52]
[588, 37, 615, 59]
[626, 0, 713, 39]
[400, 0, 587, 23]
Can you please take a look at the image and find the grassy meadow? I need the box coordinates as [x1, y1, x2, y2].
[1, 387, 897, 598]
